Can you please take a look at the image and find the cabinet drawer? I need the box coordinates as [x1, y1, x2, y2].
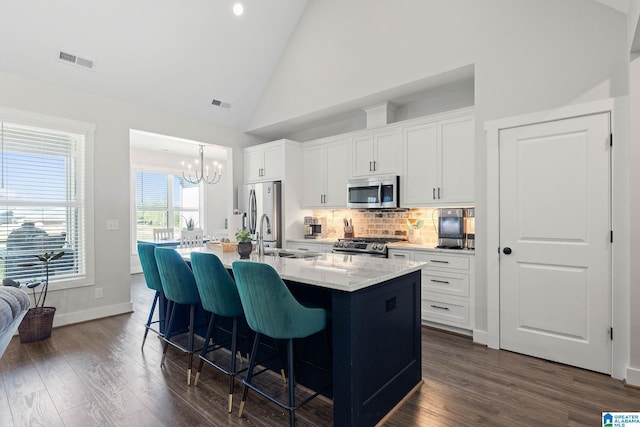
[421, 295, 470, 327]
[415, 253, 469, 271]
[422, 271, 469, 297]
[388, 250, 414, 261]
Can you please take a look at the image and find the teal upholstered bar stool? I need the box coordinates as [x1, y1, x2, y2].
[154, 247, 203, 385]
[191, 251, 246, 412]
[232, 261, 329, 426]
[137, 243, 167, 350]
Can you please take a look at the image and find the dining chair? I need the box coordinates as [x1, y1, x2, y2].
[190, 251, 246, 412]
[231, 261, 331, 426]
[154, 247, 203, 385]
[153, 228, 174, 241]
[137, 243, 167, 349]
[180, 228, 204, 248]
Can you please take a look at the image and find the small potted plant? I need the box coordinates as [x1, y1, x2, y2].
[235, 229, 253, 259]
[5, 250, 65, 342]
[183, 216, 196, 231]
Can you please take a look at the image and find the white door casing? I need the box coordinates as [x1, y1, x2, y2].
[499, 112, 612, 374]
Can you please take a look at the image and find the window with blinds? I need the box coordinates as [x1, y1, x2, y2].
[135, 171, 200, 240]
[0, 121, 87, 283]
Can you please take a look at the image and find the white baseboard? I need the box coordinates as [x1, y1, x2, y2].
[473, 329, 488, 346]
[51, 302, 133, 328]
[626, 366, 640, 387]
[421, 320, 472, 337]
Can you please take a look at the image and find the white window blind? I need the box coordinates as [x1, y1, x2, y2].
[135, 171, 201, 240]
[0, 121, 87, 282]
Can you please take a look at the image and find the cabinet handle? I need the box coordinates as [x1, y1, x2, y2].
[430, 279, 450, 284]
[430, 260, 449, 264]
[369, 161, 373, 172]
[323, 194, 326, 203]
[392, 253, 406, 258]
[430, 304, 450, 311]
[437, 187, 441, 199]
[297, 248, 309, 251]
[373, 160, 377, 171]
[432, 188, 436, 200]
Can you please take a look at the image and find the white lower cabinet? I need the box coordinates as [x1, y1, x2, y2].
[389, 248, 474, 331]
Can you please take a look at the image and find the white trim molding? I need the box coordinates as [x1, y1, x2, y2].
[484, 97, 630, 380]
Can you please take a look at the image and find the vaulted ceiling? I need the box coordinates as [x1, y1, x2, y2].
[0, 0, 308, 133]
[0, 0, 633, 143]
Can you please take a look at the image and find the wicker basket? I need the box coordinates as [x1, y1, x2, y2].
[18, 307, 56, 343]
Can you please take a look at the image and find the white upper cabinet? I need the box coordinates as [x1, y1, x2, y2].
[244, 141, 285, 183]
[351, 129, 400, 177]
[438, 115, 475, 204]
[402, 113, 474, 206]
[403, 122, 439, 205]
[303, 138, 348, 208]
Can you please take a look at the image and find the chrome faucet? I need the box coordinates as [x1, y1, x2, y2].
[257, 213, 271, 257]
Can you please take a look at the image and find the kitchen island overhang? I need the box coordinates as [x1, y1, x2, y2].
[179, 249, 425, 426]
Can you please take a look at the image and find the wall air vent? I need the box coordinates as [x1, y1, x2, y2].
[211, 98, 231, 109]
[58, 51, 94, 70]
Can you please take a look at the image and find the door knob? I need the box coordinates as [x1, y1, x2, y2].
[503, 247, 512, 255]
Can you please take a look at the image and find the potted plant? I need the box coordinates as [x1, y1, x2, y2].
[183, 216, 196, 231]
[235, 229, 253, 259]
[5, 250, 65, 342]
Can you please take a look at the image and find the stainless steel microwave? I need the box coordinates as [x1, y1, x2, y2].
[347, 176, 399, 209]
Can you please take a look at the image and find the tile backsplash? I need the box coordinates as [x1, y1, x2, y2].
[312, 208, 440, 246]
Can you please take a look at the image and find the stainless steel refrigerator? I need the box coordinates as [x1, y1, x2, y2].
[244, 181, 282, 248]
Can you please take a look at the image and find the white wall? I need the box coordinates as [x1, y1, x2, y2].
[249, 0, 629, 335]
[0, 71, 263, 326]
[627, 47, 640, 383]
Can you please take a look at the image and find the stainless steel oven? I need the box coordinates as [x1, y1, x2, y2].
[347, 176, 399, 209]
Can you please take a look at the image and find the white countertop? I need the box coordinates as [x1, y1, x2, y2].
[178, 247, 425, 292]
[387, 242, 476, 254]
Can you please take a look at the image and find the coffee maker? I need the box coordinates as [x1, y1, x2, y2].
[436, 208, 465, 249]
[465, 207, 475, 250]
[304, 217, 326, 239]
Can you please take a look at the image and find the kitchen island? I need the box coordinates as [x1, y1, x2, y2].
[179, 248, 425, 426]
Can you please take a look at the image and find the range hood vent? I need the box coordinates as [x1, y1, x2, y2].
[364, 102, 396, 128]
[58, 51, 94, 70]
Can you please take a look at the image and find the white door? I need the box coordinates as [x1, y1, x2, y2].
[499, 112, 611, 374]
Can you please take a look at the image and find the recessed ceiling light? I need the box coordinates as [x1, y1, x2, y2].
[233, 3, 244, 16]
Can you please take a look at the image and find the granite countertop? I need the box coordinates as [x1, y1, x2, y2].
[178, 247, 425, 292]
[286, 238, 337, 244]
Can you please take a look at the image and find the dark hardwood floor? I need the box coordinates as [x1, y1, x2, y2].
[1, 273, 639, 426]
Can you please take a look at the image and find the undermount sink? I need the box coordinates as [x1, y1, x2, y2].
[265, 249, 320, 259]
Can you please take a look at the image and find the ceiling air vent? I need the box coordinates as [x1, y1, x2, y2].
[211, 98, 231, 109]
[58, 51, 94, 70]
